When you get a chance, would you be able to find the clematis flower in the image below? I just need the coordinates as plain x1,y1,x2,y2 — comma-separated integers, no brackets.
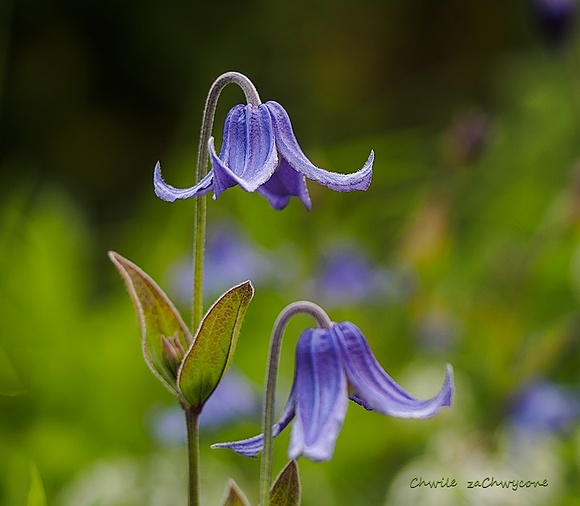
212,321,454,462
154,101,374,210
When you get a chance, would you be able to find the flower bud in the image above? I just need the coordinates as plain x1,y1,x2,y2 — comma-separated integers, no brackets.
161,334,186,378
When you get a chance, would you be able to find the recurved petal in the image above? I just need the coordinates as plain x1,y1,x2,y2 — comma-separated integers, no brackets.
153,162,214,202
257,158,312,210
210,104,278,196
335,322,454,418
265,100,373,192
210,383,297,458
289,328,349,462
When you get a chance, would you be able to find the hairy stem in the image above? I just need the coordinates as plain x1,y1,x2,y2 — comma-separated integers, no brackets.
185,407,201,506
259,301,332,505
191,71,262,332
188,72,262,506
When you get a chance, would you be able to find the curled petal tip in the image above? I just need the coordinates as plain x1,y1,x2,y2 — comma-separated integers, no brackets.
210,436,263,458
153,162,177,202
315,150,374,193
358,150,374,191
153,161,215,202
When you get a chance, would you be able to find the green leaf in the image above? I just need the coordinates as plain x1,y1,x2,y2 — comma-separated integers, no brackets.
0,347,25,396
26,463,47,506
221,479,250,506
108,251,193,398
178,280,254,409
270,460,300,506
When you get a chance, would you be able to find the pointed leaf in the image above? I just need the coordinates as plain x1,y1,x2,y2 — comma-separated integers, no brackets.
221,479,251,506
108,251,193,397
270,460,300,506
27,463,47,506
178,281,254,409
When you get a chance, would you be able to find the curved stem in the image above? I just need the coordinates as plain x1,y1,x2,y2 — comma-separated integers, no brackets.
191,71,262,332
187,71,262,506
195,72,261,185
258,301,332,505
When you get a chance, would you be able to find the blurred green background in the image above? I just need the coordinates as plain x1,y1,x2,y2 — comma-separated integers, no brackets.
2,0,580,504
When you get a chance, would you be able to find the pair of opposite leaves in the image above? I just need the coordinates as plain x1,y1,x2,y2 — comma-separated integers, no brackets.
109,251,253,411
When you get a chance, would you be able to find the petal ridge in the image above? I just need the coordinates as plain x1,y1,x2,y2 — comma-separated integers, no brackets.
336,322,453,418
289,328,349,462
210,105,278,195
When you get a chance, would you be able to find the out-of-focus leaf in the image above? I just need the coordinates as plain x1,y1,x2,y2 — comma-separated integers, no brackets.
270,460,300,506
178,281,253,409
108,251,193,398
26,464,46,506
221,479,251,506
0,347,25,396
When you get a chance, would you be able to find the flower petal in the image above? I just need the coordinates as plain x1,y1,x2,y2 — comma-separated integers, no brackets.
289,328,349,462
335,322,453,418
265,101,373,192
209,105,246,197
257,158,312,210
153,162,214,202
210,383,297,458
210,104,279,196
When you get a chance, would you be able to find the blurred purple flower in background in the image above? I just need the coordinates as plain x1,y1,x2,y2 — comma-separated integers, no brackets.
203,224,272,292
307,245,416,307
213,322,453,462
154,101,374,210
508,380,580,436
151,369,260,443
533,0,577,46
168,222,296,301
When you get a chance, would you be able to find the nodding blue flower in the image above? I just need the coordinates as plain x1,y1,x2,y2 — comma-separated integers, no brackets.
154,101,374,210
212,322,454,462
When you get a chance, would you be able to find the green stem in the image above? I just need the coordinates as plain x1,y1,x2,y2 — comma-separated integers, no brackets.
191,71,261,332
187,71,262,506
258,301,333,506
185,407,201,506
192,193,207,332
